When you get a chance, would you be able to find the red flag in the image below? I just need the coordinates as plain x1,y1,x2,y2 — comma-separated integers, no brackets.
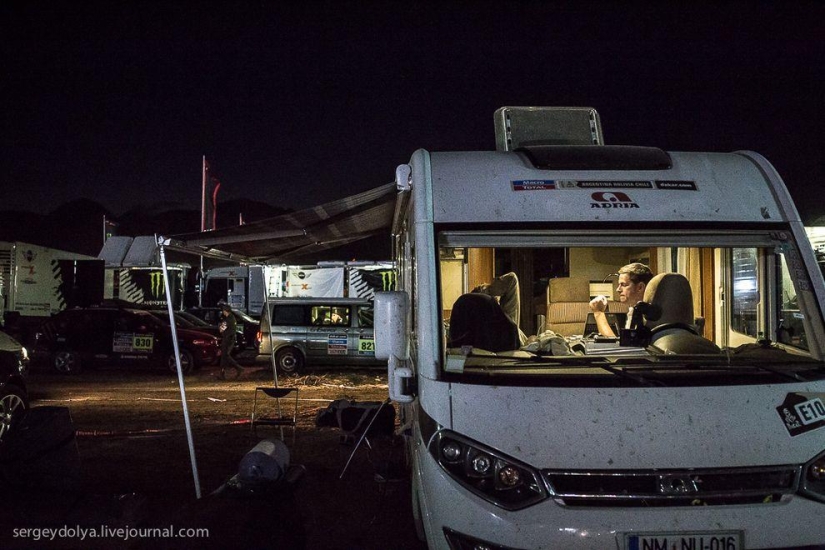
202,158,221,231
205,176,221,231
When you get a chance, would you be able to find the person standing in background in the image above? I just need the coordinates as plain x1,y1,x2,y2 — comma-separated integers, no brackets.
218,302,243,380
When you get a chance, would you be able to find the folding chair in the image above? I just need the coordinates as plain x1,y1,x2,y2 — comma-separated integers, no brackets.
250,387,299,444
339,398,393,479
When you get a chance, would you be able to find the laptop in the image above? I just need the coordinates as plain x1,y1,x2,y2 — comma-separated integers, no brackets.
583,312,627,337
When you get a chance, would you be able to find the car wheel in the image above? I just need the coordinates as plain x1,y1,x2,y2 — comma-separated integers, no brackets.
0,385,28,444
275,347,305,377
167,350,195,374
53,350,81,375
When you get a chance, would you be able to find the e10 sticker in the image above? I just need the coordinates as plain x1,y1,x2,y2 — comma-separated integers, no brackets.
776,393,825,436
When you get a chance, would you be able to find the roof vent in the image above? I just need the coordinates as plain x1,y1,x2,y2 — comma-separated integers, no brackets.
494,107,604,151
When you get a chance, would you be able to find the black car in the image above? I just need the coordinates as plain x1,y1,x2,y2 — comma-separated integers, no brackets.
35,306,221,375
0,330,29,444
186,306,260,359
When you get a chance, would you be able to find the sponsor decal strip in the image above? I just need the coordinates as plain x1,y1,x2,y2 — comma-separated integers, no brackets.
510,179,697,191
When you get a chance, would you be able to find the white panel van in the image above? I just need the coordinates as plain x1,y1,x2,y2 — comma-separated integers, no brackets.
257,297,382,375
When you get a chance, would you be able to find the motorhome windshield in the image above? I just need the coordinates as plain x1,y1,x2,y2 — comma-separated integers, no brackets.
437,229,825,383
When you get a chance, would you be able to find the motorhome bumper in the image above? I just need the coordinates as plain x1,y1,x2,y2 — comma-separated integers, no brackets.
417,448,825,550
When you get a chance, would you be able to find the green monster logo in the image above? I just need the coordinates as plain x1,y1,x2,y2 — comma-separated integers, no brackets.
150,271,165,298
380,270,396,291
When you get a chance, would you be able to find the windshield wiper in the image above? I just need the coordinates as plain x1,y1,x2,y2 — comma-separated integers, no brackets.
598,364,664,387
612,353,810,382
726,361,806,381
461,354,664,386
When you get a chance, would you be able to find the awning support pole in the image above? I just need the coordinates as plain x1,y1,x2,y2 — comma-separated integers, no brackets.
159,236,202,499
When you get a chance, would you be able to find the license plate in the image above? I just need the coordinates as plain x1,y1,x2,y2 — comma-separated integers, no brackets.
624,531,742,550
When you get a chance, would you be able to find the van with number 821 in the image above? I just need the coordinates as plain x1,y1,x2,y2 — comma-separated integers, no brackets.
257,297,382,376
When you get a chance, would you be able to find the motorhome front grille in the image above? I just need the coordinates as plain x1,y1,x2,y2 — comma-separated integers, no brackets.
542,465,800,507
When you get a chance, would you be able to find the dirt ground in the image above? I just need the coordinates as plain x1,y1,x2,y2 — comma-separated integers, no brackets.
0,361,428,550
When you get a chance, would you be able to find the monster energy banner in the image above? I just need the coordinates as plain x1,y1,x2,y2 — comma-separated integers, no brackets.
348,268,396,299
118,268,183,308
286,267,345,297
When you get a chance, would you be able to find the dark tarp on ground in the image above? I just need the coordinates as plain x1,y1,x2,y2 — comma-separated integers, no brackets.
166,183,396,264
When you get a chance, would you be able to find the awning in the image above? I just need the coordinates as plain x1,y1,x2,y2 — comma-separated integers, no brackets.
165,183,397,264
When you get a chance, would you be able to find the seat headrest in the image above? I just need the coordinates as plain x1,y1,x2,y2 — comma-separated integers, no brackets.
448,293,519,352
643,273,694,329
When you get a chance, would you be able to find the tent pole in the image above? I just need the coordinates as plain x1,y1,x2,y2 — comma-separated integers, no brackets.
159,236,202,499
263,268,279,388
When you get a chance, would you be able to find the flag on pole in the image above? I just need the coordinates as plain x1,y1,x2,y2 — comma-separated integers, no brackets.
103,215,119,243
202,158,221,231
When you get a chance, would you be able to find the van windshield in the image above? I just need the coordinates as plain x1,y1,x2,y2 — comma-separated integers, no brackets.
436,229,825,383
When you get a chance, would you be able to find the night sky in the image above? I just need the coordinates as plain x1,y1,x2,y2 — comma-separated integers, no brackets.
4,1,825,223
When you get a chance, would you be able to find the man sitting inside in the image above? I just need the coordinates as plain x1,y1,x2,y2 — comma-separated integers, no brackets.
588,262,654,338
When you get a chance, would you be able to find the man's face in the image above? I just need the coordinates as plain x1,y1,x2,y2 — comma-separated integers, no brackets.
616,273,646,306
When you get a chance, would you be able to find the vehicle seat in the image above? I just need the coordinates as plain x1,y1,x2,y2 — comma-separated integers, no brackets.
448,293,520,352
643,273,720,354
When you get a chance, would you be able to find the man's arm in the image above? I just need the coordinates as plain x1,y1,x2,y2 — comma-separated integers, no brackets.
589,296,616,337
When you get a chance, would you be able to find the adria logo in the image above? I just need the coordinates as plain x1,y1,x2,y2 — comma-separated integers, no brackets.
590,191,639,209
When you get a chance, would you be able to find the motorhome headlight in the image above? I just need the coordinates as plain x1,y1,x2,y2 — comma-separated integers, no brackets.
431,430,547,510
801,450,825,502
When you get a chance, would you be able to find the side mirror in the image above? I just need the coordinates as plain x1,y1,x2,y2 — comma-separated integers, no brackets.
375,291,409,361
375,291,414,403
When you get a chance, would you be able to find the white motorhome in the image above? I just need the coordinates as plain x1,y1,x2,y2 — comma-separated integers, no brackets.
375,108,825,549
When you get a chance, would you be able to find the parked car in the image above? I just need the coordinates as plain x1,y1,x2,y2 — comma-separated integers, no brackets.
186,306,260,358
35,306,221,375
147,310,256,360
0,330,29,444
256,297,381,376
147,310,223,340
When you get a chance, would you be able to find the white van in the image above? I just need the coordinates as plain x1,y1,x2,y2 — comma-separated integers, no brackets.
257,297,382,375
375,108,825,549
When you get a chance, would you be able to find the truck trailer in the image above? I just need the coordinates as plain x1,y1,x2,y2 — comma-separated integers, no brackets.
0,241,103,343
203,262,395,316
